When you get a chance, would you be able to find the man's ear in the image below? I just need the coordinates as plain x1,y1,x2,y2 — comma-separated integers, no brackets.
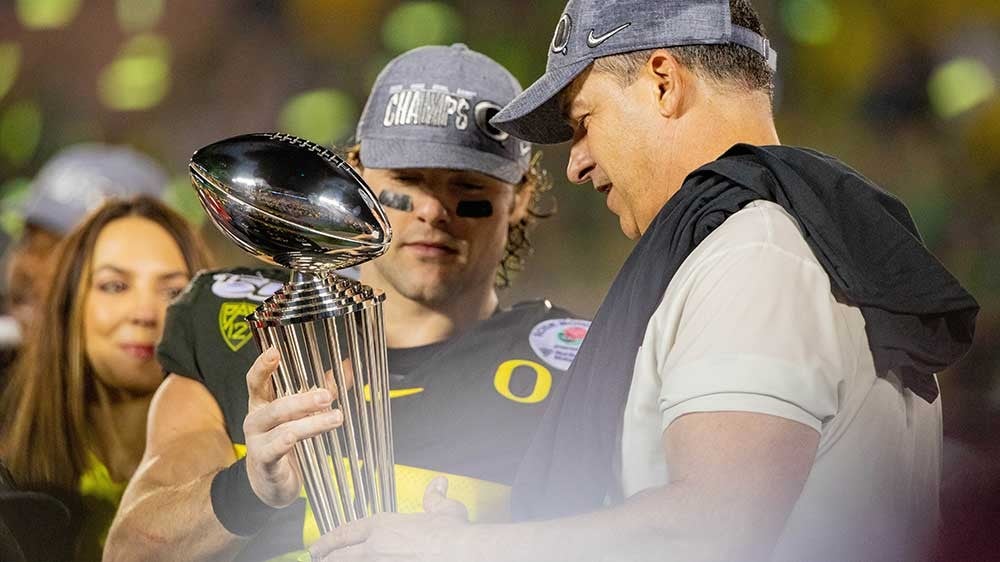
645,49,687,119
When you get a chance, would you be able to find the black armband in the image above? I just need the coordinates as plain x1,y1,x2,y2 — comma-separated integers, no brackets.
209,458,278,536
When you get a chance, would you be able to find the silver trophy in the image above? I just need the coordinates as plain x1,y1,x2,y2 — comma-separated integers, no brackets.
189,132,395,533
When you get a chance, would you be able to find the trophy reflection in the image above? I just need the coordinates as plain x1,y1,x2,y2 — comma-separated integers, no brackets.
190,132,395,532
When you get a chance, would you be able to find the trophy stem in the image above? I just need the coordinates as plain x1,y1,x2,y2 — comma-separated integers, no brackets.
324,316,366,522
362,306,390,513
302,321,355,523
278,323,344,530
345,313,380,514
247,275,393,534
374,305,397,512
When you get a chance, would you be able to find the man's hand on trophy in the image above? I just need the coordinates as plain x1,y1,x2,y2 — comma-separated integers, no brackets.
243,347,344,508
309,476,470,562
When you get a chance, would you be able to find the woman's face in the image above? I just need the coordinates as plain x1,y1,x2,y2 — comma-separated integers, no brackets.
83,216,190,396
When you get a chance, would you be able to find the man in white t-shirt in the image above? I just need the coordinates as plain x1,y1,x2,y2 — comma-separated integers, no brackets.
619,199,942,560
309,1,978,560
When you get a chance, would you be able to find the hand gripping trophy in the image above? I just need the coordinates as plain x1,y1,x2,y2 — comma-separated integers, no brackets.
189,132,395,533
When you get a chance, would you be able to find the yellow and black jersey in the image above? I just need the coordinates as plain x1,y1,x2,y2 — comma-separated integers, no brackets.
158,267,589,561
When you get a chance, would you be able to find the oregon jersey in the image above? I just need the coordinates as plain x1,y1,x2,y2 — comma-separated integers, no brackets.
157,267,589,561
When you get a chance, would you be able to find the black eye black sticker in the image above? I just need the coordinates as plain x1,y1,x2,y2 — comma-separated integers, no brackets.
456,200,494,218
378,190,413,212
380,190,492,218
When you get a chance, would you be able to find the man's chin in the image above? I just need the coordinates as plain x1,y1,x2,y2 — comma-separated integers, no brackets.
402,284,455,306
619,216,641,240
394,272,460,304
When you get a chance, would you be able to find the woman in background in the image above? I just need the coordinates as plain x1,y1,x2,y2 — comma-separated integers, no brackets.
0,195,211,560
0,143,169,385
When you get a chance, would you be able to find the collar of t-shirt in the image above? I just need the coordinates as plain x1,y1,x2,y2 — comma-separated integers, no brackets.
386,340,450,382
384,305,502,381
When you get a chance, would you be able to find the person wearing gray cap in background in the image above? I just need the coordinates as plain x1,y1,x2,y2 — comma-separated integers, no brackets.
105,44,589,562
21,144,168,236
310,1,978,561
1,143,167,355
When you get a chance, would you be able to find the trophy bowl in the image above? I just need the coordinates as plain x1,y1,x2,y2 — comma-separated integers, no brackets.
189,132,391,272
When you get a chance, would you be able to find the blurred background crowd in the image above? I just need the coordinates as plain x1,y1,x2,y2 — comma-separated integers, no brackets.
0,0,997,557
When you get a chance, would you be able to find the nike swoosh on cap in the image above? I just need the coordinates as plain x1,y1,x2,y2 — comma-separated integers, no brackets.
587,23,631,48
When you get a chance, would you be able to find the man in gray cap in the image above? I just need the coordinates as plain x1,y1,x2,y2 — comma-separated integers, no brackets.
2,144,168,340
310,1,977,561
106,44,588,562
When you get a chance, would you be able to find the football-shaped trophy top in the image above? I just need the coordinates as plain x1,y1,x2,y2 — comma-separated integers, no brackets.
190,133,391,272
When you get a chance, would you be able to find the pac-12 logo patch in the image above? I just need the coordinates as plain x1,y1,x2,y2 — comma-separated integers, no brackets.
529,318,590,371
219,301,257,352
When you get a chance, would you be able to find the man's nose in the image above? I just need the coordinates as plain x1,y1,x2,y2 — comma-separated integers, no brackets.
566,137,596,185
412,190,450,226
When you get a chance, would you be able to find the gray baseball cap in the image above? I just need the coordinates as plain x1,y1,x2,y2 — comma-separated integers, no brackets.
356,44,532,184
23,143,168,234
492,0,778,144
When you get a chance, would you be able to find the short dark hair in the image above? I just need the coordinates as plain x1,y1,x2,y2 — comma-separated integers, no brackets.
593,0,774,97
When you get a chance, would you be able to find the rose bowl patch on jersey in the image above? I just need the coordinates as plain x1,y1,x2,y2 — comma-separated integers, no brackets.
529,318,590,371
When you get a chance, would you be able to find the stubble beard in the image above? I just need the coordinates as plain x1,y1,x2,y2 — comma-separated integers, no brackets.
372,256,464,307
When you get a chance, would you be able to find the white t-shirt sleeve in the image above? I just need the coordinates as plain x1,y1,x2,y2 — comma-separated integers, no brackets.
658,241,852,433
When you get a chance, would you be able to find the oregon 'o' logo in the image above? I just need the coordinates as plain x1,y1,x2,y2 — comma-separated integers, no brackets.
551,13,571,55
494,360,552,404
474,101,509,143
